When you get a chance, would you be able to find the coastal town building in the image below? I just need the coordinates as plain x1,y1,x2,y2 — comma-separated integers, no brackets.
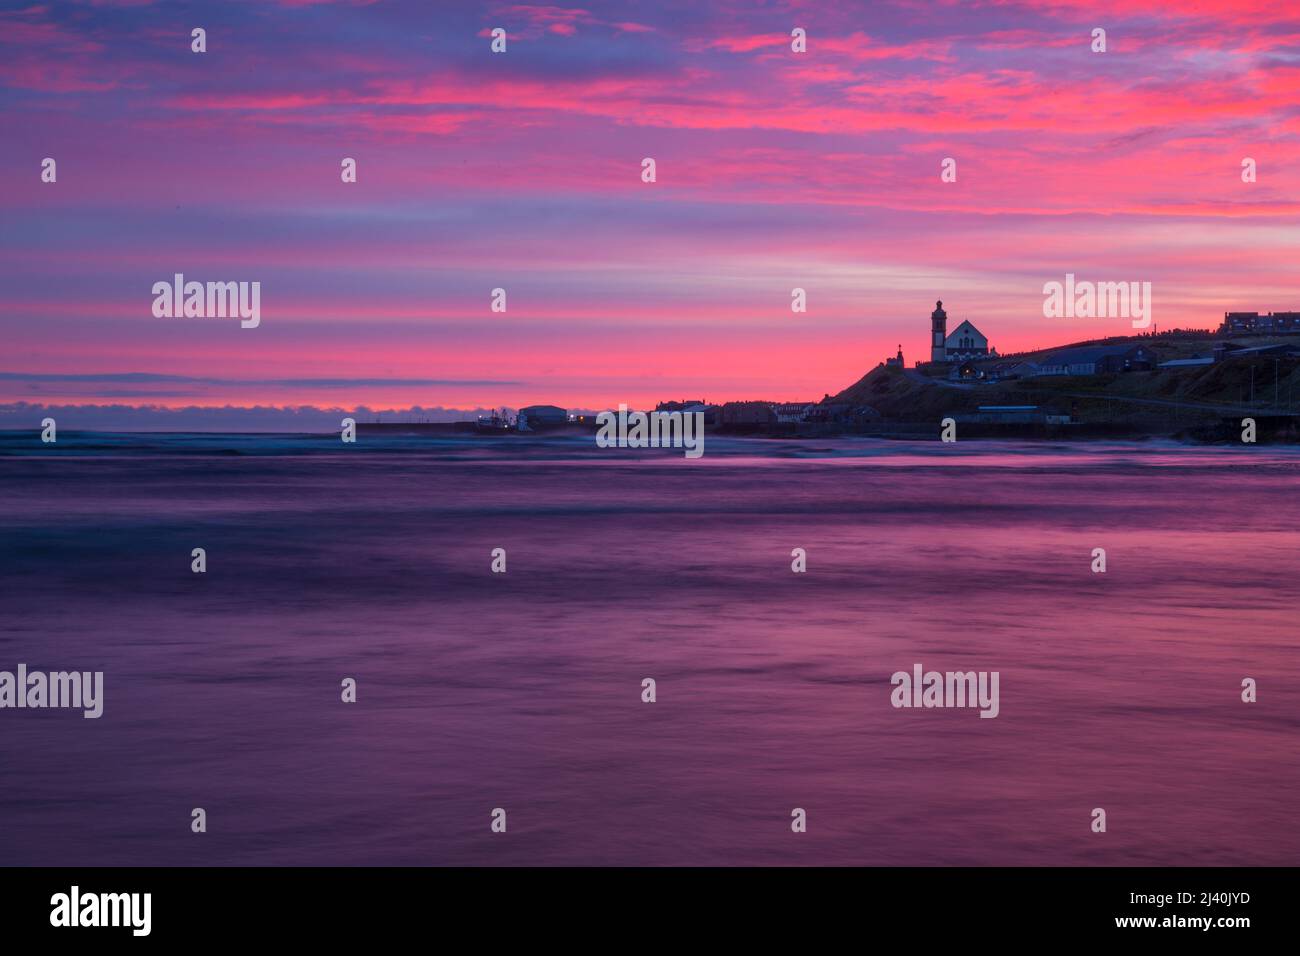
655,399,716,424
987,360,1041,381
1036,344,1155,376
774,403,814,423
803,403,879,424
1220,311,1300,334
929,300,995,362
930,300,948,361
720,401,777,426
517,405,567,430
945,320,992,360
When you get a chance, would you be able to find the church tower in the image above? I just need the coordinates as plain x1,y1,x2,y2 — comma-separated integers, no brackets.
930,299,948,362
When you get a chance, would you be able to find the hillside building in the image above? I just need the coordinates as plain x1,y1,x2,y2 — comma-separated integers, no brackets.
929,300,995,362
1219,311,1300,334
1036,344,1156,376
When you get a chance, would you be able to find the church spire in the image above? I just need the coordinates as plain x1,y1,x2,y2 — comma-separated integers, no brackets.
930,299,948,363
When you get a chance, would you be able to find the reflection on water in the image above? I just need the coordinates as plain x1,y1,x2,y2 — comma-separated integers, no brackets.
0,434,1297,865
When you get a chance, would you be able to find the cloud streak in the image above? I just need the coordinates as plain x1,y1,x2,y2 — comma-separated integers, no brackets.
3,0,1299,413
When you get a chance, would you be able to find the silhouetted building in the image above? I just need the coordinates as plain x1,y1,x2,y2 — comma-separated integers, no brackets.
1220,311,1300,334
929,299,993,362
988,360,1039,380
517,405,567,430
1038,344,1155,375
945,320,992,360
773,403,813,423
720,401,776,425
655,399,715,424
930,300,948,362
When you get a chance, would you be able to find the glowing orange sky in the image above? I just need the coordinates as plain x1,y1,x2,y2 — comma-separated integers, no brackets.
3,0,1299,418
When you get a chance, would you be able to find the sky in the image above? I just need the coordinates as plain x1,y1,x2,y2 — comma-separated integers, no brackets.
3,0,1300,425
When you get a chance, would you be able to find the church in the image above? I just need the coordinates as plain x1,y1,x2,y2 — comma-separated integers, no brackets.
929,300,994,362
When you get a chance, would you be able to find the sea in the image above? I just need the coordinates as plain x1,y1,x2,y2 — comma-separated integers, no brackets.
1,431,1297,865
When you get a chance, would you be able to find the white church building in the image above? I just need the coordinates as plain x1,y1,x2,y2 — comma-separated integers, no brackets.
929,300,995,362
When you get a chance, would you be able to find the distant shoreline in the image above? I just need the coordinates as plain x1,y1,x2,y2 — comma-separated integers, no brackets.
2,419,1296,444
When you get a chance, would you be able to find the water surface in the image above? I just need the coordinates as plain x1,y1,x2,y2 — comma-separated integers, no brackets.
1,433,1296,865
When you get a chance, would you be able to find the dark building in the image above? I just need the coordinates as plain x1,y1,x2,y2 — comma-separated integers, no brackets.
1220,311,1300,334
928,299,993,362
988,360,1037,380
655,399,715,424
1038,344,1155,375
806,403,859,424
719,401,777,425
517,405,567,430
930,300,948,363
1096,345,1156,373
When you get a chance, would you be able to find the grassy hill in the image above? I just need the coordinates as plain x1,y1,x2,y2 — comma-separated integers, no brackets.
831,335,1300,426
